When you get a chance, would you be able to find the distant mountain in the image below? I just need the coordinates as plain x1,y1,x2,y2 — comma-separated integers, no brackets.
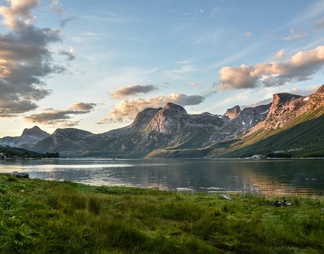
0,126,50,150
208,85,324,158
3,85,323,158
31,100,271,157
32,128,94,157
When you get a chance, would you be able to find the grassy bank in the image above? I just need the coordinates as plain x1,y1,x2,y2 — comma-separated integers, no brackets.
0,175,323,253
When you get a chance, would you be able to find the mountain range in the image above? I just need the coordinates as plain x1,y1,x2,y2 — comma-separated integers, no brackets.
1,85,323,158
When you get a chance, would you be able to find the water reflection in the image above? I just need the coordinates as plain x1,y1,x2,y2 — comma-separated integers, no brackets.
0,158,323,195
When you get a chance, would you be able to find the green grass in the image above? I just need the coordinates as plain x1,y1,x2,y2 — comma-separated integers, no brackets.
0,175,323,253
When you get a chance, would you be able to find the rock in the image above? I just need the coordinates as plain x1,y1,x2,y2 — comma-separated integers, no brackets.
11,172,29,178
221,194,232,200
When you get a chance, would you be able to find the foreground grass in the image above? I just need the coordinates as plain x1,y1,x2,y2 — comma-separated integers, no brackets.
0,175,323,253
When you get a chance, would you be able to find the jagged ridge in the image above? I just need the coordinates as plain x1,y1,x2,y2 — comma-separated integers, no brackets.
2,85,323,158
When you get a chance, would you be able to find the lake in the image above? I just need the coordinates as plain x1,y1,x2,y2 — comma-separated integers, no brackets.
0,158,323,196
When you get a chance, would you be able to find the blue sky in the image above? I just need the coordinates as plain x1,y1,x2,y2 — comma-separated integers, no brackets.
1,0,324,137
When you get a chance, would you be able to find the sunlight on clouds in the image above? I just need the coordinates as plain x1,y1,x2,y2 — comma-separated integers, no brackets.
0,0,72,118
24,102,97,126
291,84,320,96
0,0,38,29
98,93,205,124
51,0,63,15
58,46,75,61
275,49,286,59
215,45,324,91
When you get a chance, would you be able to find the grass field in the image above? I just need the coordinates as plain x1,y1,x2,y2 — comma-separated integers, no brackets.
0,174,323,253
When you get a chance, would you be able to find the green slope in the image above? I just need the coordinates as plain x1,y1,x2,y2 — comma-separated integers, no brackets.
218,109,324,158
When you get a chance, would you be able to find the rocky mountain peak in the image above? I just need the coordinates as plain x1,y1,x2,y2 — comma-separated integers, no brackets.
268,93,302,118
272,93,301,107
163,102,188,114
315,84,324,94
264,87,323,130
130,108,162,128
21,126,50,138
0,126,51,150
146,103,188,134
225,105,241,120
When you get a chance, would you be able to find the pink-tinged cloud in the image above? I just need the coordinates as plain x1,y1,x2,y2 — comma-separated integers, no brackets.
24,102,97,126
215,45,324,91
97,93,205,124
0,0,39,29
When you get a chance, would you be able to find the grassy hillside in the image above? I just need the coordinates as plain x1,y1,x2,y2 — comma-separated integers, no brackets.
0,175,323,253
219,109,324,158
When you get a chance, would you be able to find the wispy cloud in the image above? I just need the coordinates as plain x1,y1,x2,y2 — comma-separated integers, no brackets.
291,84,320,96
274,49,287,60
98,93,205,124
110,85,159,99
316,17,324,29
214,45,324,91
25,102,97,126
58,47,75,61
245,32,252,37
165,61,198,80
51,0,63,16
60,16,76,28
282,28,307,40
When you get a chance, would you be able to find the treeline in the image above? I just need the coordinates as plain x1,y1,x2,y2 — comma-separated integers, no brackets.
0,146,59,160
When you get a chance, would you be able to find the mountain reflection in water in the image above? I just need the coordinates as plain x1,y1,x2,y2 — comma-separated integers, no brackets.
0,158,323,195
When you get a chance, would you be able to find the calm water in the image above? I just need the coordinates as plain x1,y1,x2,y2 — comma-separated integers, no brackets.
0,158,323,195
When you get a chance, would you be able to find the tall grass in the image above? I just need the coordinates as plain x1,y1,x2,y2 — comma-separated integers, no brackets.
0,175,323,253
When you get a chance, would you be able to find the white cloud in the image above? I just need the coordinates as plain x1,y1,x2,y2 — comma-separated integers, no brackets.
215,45,324,91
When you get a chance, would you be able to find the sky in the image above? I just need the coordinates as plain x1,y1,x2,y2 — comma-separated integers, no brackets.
1,0,324,137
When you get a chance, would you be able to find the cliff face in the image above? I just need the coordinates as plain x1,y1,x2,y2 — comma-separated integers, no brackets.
146,103,188,134
264,85,324,129
225,105,241,121
229,104,272,127
130,107,162,129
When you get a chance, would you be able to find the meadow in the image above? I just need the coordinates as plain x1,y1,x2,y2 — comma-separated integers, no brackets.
0,174,323,253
